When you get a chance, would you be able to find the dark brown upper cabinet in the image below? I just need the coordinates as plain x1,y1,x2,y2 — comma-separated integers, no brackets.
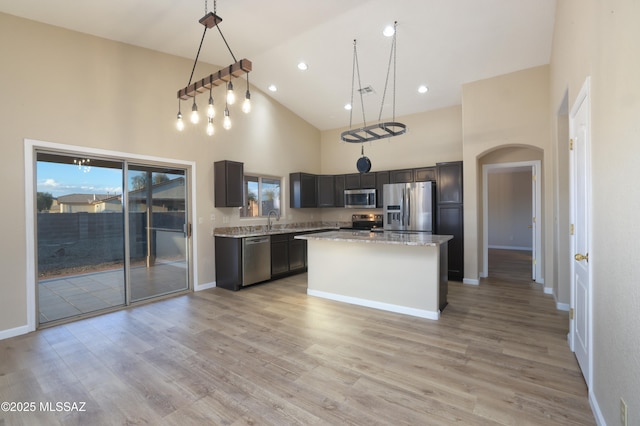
214,160,244,207
389,169,414,183
290,172,317,208
436,161,463,204
360,173,376,189
414,167,436,182
345,173,361,189
334,175,345,207
317,175,335,208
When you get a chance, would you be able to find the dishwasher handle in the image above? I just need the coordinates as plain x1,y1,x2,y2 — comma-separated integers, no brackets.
245,236,270,244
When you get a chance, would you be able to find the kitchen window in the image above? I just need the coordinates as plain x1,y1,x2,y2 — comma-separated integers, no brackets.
241,175,281,217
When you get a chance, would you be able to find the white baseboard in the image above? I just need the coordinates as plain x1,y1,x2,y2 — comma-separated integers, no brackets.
0,324,31,341
544,286,553,295
479,272,488,278
556,302,570,311
463,278,480,285
195,281,216,291
307,289,440,320
589,391,605,426
488,245,532,251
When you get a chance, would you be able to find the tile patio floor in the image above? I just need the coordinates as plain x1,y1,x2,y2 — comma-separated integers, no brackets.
38,261,187,324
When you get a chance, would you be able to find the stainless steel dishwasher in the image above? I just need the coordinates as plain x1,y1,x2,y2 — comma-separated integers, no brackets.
242,236,271,286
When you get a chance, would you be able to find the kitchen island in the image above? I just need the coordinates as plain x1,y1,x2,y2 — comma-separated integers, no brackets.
295,230,453,320
296,230,453,320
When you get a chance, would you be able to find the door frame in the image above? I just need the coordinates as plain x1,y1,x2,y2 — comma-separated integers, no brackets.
568,77,593,389
24,138,198,332
482,160,542,283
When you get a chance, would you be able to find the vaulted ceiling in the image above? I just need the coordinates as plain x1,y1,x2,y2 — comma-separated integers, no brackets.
0,0,557,130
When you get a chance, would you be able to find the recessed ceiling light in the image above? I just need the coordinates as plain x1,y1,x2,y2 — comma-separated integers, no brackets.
268,84,277,92
418,85,429,94
344,103,352,110
383,25,395,37
297,62,308,71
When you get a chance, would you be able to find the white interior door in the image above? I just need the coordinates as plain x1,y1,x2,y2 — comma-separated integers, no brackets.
569,78,592,388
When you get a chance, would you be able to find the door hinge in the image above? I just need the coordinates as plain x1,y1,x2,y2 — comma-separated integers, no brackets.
533,216,536,224
532,174,537,181
569,138,574,150
185,223,192,237
570,308,574,320
570,224,575,235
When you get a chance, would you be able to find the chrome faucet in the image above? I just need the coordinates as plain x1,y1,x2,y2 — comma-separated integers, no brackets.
267,209,280,231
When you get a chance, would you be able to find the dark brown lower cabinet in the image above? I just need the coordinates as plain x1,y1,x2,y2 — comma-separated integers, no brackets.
270,234,289,276
436,204,464,281
215,230,320,291
214,237,242,290
272,232,309,278
289,234,307,272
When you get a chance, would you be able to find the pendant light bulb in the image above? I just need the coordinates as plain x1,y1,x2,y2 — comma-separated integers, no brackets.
206,117,215,136
190,98,199,124
223,107,232,130
226,81,236,105
176,111,185,131
242,90,251,114
207,95,215,119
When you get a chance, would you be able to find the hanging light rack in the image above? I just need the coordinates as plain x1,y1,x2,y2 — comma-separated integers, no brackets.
341,21,407,143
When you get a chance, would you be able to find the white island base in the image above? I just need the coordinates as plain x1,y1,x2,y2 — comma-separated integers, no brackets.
297,231,452,320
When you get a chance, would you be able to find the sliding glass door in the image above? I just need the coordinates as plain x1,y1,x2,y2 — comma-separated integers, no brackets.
36,152,190,325
127,165,189,302
36,153,126,324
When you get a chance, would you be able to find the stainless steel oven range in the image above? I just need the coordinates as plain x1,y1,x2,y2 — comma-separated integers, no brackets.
340,214,383,231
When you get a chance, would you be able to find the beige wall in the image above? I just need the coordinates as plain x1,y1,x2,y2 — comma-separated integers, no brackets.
550,0,640,423
0,13,321,332
461,66,552,287
487,171,533,249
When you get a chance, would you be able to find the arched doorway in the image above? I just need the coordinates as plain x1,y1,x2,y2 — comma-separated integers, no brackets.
478,146,544,284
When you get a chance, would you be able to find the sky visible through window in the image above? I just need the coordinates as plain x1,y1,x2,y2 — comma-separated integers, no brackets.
37,161,123,198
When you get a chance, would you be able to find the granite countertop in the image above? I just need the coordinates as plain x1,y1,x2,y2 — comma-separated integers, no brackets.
295,230,453,247
213,222,345,238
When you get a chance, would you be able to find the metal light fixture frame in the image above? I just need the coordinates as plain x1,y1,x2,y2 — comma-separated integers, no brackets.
176,2,251,132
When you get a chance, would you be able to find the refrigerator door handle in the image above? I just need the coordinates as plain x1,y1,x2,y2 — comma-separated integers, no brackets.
402,187,407,227
406,188,411,227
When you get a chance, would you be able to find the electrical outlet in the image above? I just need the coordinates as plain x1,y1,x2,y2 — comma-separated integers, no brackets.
620,398,627,426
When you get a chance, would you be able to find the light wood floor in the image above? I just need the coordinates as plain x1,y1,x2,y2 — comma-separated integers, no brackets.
0,250,594,425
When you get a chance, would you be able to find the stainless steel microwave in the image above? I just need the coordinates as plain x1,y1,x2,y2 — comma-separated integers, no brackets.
344,189,377,209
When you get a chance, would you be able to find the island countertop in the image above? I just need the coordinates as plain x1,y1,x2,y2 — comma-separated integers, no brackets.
213,224,342,238
295,230,453,247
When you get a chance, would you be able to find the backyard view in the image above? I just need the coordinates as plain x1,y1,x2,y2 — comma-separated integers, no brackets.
36,153,188,324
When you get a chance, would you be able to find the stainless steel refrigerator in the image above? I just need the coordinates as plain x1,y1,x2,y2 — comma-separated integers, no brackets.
383,182,435,232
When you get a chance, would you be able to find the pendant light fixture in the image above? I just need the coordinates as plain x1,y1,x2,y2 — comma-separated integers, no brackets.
175,0,252,136
207,86,215,119
341,21,407,147
176,100,185,131
242,73,252,114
